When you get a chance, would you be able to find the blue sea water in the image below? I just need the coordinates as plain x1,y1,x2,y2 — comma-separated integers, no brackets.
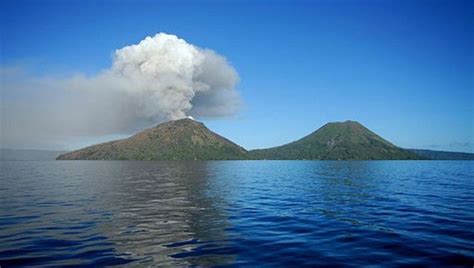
0,161,473,267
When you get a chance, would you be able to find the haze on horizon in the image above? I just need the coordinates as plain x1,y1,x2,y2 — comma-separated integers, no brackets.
0,0,473,153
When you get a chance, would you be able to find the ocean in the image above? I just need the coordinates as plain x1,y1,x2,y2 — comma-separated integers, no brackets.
1,160,473,266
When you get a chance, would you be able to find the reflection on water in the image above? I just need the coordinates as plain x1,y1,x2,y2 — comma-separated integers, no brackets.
0,161,473,266
97,162,235,266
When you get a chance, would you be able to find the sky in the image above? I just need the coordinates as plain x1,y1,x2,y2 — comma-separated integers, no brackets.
1,0,473,152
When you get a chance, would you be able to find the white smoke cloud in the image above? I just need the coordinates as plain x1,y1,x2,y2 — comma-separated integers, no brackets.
0,33,240,149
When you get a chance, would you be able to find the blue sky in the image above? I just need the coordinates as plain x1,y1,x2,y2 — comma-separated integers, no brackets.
1,0,473,152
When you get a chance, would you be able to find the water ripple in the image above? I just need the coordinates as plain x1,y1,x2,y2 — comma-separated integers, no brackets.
0,160,473,266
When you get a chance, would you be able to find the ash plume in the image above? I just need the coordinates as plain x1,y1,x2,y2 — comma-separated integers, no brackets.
0,33,241,149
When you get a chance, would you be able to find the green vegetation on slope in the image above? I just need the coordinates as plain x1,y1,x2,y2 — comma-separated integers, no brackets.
249,121,422,160
57,119,437,161
57,119,248,160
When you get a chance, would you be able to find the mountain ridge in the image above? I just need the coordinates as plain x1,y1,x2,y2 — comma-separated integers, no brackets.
249,120,421,160
57,118,248,160
408,149,474,160
56,119,471,161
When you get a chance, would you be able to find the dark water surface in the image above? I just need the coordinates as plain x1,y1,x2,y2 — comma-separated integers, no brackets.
0,161,473,267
